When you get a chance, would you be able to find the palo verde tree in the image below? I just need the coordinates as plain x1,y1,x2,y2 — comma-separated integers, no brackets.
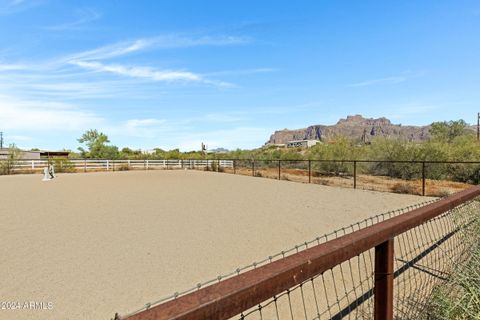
429,120,469,143
77,129,119,159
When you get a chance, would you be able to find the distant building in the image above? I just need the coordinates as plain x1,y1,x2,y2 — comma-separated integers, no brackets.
286,140,320,148
206,147,229,154
0,148,70,160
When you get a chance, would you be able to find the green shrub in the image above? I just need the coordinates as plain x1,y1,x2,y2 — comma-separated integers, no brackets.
53,157,76,173
0,144,21,175
425,218,480,319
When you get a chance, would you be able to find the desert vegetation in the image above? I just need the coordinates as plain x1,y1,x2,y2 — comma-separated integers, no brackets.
0,144,21,175
423,210,480,319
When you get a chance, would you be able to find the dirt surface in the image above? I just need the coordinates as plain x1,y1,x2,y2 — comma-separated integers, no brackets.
0,170,434,320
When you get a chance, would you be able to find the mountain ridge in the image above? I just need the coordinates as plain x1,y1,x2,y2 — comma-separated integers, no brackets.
266,115,468,145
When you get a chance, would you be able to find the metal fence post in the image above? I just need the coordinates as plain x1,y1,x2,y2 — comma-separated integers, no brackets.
354,161,357,189
278,160,281,180
374,238,394,320
308,160,311,183
233,160,236,174
422,162,426,196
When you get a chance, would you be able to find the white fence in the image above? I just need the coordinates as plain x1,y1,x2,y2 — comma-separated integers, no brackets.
2,159,234,173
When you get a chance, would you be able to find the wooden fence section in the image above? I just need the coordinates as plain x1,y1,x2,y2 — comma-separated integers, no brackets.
6,159,234,173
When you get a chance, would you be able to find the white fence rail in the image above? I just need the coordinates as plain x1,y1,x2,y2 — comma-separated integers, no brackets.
2,159,233,173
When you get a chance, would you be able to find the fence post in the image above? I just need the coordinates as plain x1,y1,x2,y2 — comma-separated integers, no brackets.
252,160,255,176
422,162,426,196
107,160,110,171
84,159,87,173
233,160,236,174
278,160,281,180
374,238,394,320
32,160,34,170
354,161,357,189
308,160,311,183
113,159,115,172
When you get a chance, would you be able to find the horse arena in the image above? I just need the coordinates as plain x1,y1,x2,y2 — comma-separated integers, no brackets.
1,170,434,319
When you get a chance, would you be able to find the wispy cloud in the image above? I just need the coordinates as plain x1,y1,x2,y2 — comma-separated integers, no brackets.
204,68,275,77
0,94,102,130
66,34,250,62
383,104,440,121
349,76,408,87
59,34,247,86
349,71,425,87
177,127,272,151
71,60,203,82
0,0,43,15
0,63,27,71
44,8,101,31
123,118,167,138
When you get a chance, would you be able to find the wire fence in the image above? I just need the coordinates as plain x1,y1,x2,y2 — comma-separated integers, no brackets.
235,198,479,320
229,159,480,197
1,158,478,197
115,187,480,320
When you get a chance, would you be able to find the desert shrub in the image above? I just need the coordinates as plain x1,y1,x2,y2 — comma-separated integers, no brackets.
424,218,480,319
0,144,21,175
255,171,263,177
311,170,323,177
446,163,480,184
53,157,76,173
309,137,361,176
367,138,423,179
391,182,418,195
116,165,130,171
209,161,218,171
430,188,453,198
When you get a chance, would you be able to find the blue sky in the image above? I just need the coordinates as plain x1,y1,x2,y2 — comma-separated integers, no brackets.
0,1,479,151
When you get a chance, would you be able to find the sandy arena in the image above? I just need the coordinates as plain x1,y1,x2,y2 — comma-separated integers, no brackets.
0,170,434,320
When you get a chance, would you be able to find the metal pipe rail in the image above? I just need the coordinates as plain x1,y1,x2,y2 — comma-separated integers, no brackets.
117,186,480,320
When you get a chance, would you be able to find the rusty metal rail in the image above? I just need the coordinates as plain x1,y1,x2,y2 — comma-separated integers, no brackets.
116,186,480,320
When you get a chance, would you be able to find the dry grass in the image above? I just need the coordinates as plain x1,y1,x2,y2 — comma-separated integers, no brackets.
224,167,471,196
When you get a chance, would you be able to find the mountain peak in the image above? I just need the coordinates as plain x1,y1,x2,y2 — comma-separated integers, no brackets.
266,115,429,145
337,115,392,126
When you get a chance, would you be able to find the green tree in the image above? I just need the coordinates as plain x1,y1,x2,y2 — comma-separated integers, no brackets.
0,144,22,175
77,129,119,159
430,120,468,143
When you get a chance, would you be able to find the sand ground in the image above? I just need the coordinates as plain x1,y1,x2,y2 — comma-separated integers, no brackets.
0,170,433,320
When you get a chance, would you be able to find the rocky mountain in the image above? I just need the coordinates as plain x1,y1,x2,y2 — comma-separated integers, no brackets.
266,115,434,145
